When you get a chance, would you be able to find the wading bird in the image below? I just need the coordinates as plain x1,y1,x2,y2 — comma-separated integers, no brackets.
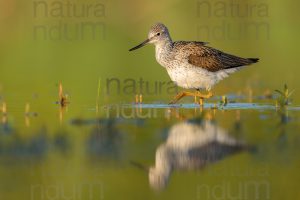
129,23,259,104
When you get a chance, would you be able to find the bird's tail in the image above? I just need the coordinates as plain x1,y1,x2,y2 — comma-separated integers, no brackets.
247,58,259,63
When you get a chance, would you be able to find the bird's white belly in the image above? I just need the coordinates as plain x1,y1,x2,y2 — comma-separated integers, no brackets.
165,64,214,90
166,63,239,90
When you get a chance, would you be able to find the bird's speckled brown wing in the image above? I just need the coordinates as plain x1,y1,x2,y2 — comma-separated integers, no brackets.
173,42,259,72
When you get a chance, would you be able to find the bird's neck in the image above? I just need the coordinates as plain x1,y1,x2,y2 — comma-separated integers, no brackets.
155,37,173,52
155,38,173,67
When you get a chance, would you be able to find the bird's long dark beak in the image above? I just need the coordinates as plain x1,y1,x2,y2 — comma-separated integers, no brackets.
129,38,150,51
129,160,149,172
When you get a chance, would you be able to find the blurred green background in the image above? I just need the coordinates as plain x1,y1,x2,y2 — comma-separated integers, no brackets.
0,0,299,104
0,0,300,200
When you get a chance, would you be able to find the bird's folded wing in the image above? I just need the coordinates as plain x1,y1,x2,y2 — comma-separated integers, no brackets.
174,42,257,72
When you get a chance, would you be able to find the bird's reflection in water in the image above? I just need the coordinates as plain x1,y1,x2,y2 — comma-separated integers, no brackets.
149,116,247,190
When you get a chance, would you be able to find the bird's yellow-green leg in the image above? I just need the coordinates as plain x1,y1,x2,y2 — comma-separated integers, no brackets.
197,90,213,105
196,90,213,99
169,90,213,104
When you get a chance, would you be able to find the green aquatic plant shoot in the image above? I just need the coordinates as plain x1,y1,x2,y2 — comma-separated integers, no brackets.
219,95,228,107
58,82,69,107
275,84,294,107
1,102,7,115
96,78,101,113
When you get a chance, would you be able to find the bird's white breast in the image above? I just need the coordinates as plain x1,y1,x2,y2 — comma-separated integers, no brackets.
155,45,168,68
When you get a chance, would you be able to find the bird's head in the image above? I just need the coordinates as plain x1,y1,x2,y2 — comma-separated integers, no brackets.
148,166,169,191
129,23,171,51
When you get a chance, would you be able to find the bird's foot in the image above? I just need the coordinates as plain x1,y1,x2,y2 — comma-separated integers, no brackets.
195,91,213,105
169,91,213,104
195,91,213,99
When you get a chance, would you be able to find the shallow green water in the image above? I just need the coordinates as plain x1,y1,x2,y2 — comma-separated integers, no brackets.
0,97,300,200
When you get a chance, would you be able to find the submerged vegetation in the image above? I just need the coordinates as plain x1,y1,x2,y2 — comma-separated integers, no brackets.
57,82,69,107
135,94,143,104
1,102,7,116
219,95,228,107
0,81,298,126
96,78,101,114
275,84,294,108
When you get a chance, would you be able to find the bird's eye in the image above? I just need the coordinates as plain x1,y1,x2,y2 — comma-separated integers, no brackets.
156,33,160,36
